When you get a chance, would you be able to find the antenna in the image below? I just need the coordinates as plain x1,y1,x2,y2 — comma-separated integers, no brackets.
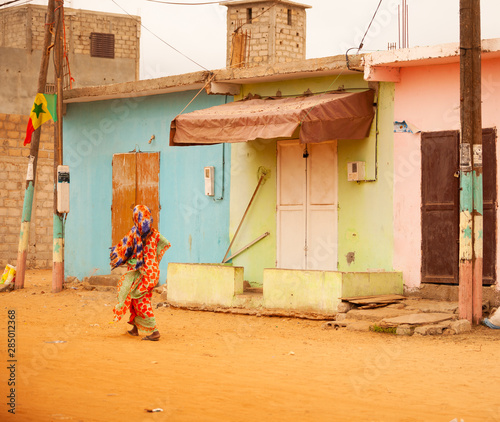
398,0,409,48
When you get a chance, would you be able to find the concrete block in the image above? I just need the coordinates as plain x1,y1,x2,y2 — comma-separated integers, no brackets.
167,263,244,308
450,319,472,334
414,324,449,336
263,268,342,314
337,302,354,313
341,271,403,298
396,324,414,336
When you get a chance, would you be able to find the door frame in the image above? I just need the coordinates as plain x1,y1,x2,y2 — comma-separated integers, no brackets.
276,139,338,270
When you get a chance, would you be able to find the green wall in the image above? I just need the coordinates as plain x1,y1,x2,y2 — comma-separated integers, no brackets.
230,76,394,285
337,82,394,272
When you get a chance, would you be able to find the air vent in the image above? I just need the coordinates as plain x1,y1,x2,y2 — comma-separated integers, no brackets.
90,32,115,59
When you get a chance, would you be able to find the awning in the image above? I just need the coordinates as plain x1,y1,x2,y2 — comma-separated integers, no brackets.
170,89,375,146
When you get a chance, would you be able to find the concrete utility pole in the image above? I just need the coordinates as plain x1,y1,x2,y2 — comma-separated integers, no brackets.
15,0,55,290
459,0,482,324
52,0,65,293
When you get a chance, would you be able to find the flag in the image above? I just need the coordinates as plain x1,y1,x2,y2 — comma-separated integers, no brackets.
24,93,57,146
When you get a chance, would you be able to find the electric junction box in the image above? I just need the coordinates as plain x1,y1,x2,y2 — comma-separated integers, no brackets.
204,166,214,196
57,165,70,213
347,161,365,182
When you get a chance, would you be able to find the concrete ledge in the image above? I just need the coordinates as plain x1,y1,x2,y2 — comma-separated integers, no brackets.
167,263,244,308
341,271,404,298
263,269,403,314
85,275,121,287
263,269,343,314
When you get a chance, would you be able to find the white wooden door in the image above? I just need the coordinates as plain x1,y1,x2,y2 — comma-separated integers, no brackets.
277,140,338,270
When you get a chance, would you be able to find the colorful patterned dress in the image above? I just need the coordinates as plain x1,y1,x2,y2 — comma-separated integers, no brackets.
110,205,171,333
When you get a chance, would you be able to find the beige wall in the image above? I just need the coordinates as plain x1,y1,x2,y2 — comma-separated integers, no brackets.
0,5,141,114
0,5,140,269
225,2,306,67
0,113,54,269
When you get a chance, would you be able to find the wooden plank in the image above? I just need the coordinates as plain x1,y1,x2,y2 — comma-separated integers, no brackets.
112,153,136,245
358,303,397,309
136,152,160,231
340,294,405,303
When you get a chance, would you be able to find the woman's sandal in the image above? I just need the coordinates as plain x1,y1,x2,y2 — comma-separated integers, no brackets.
142,333,160,341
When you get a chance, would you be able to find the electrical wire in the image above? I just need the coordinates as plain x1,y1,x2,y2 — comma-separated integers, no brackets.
344,0,383,72
357,0,383,53
110,0,210,71
147,0,238,5
0,0,27,7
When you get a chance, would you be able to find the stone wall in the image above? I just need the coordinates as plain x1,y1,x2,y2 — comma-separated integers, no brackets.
0,113,54,269
0,5,140,61
225,2,307,67
0,7,27,49
274,5,306,64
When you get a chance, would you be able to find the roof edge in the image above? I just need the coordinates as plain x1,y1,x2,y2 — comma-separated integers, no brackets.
365,38,500,69
220,0,311,9
64,70,210,104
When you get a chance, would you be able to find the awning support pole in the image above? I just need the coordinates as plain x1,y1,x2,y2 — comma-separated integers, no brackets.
222,173,266,263
223,232,270,263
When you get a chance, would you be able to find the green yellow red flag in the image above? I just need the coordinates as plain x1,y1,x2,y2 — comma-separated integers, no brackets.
24,93,57,146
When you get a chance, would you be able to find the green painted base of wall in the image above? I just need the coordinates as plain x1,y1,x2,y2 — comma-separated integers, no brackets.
167,263,244,307
263,269,342,313
167,264,403,314
263,269,403,314
341,272,403,298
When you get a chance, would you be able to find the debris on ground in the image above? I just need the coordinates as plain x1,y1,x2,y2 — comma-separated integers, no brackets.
483,307,500,329
333,294,478,336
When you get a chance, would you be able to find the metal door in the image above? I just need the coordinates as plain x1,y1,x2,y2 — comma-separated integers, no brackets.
421,130,496,285
111,152,160,245
277,140,338,270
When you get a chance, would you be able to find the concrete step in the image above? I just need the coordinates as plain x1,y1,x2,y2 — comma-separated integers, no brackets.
345,307,418,323
232,289,263,309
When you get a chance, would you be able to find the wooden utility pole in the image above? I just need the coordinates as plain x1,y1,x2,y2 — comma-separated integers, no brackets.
15,0,56,290
459,0,482,324
52,0,65,293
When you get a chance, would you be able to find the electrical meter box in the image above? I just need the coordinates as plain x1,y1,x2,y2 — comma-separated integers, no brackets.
204,166,214,196
57,165,70,213
347,161,365,182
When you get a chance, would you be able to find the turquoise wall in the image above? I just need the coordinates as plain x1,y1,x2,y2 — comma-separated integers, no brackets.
63,91,230,282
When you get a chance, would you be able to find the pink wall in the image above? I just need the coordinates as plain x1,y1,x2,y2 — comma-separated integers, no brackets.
393,58,500,289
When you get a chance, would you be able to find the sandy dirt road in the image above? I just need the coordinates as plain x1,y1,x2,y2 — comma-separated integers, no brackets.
1,269,500,422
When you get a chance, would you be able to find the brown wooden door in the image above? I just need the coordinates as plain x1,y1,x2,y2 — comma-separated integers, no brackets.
421,130,496,285
482,129,497,285
111,152,160,245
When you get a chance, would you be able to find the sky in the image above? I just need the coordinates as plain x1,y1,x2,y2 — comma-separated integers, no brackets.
8,0,500,79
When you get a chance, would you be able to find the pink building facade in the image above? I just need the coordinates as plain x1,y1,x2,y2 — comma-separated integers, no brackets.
365,39,500,294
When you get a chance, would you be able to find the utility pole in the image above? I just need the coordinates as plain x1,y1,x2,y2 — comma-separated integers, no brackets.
459,0,482,324
52,0,65,293
15,0,56,290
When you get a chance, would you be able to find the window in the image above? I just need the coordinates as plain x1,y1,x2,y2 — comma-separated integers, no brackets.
287,9,292,25
247,8,252,24
90,32,115,59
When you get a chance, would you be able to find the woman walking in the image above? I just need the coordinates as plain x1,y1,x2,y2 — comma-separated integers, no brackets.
110,205,171,341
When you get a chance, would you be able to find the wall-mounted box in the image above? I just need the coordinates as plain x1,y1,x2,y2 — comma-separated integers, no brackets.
347,161,365,182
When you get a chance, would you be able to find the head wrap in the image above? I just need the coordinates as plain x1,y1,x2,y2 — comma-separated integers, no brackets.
110,205,153,270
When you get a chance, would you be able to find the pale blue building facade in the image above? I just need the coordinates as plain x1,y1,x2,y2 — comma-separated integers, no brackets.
63,90,231,282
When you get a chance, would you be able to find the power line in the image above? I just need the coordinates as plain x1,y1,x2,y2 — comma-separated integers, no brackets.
0,0,27,8
110,0,210,72
357,0,383,53
146,0,238,5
